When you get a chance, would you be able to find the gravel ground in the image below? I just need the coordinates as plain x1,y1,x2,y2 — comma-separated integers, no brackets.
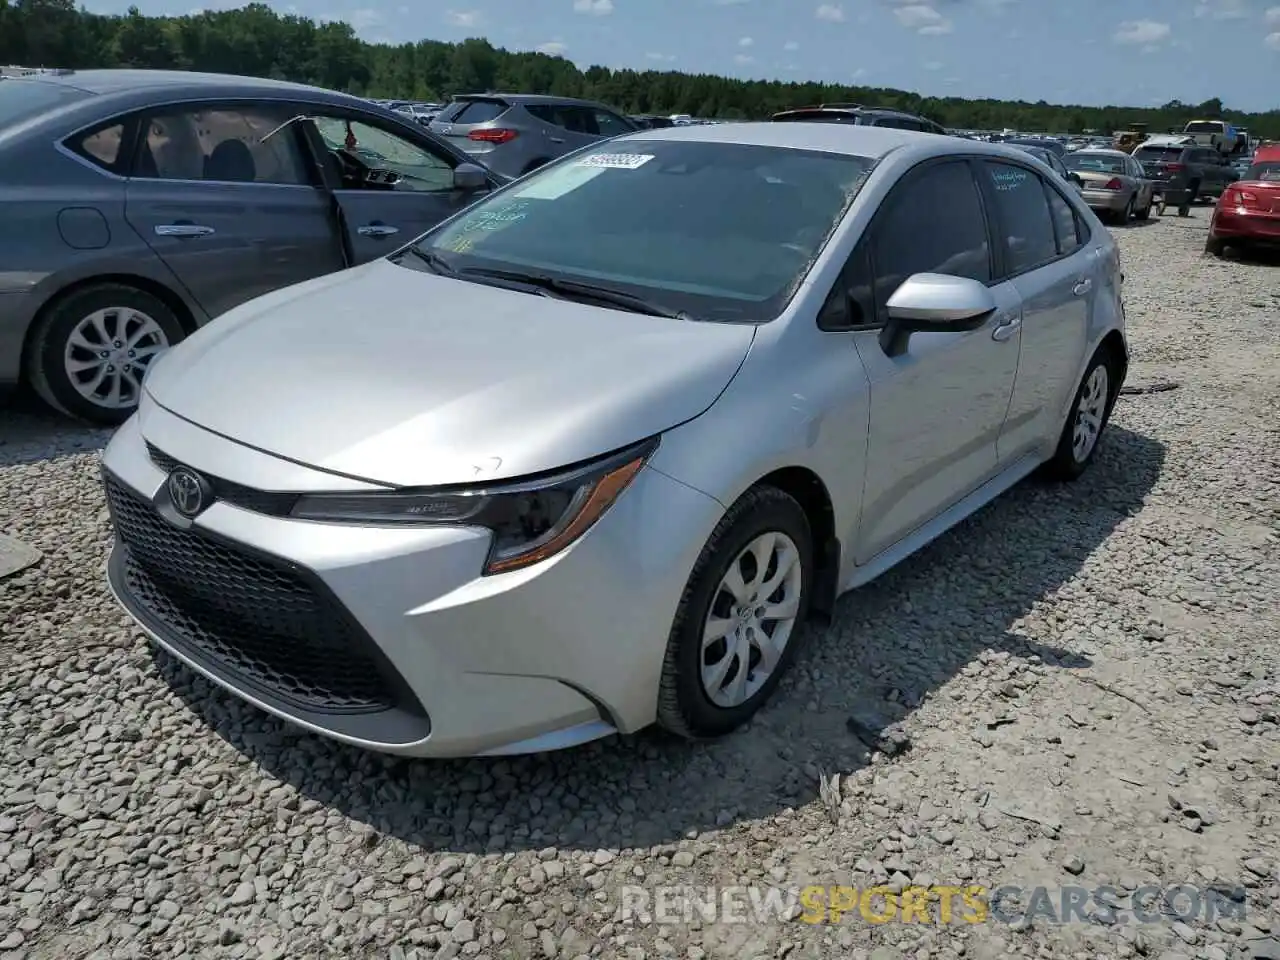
1,207,1278,960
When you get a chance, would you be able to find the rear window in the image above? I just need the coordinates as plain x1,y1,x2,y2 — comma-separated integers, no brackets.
0,78,92,130
444,99,508,124
1245,162,1280,182
1135,147,1185,162
771,111,863,124
1185,121,1223,134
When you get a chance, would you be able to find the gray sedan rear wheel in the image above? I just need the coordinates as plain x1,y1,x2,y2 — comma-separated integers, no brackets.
25,283,185,425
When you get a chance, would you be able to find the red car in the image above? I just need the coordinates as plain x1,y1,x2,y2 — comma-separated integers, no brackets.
1206,145,1280,256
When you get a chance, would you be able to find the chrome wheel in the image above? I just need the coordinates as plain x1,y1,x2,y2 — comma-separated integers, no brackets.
1072,364,1109,463
700,531,803,708
63,307,170,409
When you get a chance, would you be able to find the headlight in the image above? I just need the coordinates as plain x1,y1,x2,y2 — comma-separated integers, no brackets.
289,437,657,575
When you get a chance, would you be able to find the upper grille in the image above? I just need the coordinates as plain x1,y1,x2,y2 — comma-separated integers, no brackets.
145,442,299,517
105,473,398,714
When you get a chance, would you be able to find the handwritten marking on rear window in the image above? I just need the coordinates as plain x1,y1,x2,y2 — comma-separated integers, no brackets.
577,153,653,169
992,168,1029,192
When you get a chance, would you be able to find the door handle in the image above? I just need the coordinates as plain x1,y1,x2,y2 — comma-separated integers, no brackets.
991,315,1021,342
357,223,399,238
549,137,565,144
1073,277,1092,296
154,223,214,238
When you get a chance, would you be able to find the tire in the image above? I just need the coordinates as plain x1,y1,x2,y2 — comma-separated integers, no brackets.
1205,235,1227,257
1135,194,1152,220
657,485,814,740
24,283,185,425
1041,346,1119,482
1119,196,1135,223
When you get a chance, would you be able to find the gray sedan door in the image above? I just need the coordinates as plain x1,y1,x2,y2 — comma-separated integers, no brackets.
123,102,345,320
302,112,488,264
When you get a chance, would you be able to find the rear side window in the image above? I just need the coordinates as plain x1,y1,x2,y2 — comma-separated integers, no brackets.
135,105,310,184
67,121,128,174
980,161,1058,275
449,99,508,124
870,160,991,318
0,78,91,130
1044,183,1084,256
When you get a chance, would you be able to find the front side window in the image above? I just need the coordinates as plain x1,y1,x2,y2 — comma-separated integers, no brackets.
980,161,1058,275
312,115,455,192
870,160,990,318
136,105,309,184
413,140,876,323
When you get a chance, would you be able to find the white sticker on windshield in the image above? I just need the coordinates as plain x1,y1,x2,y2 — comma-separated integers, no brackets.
577,153,654,169
513,164,606,199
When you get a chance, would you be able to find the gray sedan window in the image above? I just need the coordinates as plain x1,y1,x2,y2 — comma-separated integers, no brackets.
137,106,310,184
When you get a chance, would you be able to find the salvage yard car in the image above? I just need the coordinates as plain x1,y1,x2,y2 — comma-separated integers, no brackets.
0,69,504,424
101,124,1129,758
1063,147,1155,223
1205,143,1280,257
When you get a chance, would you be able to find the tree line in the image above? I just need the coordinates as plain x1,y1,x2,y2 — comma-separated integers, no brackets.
3,0,1277,139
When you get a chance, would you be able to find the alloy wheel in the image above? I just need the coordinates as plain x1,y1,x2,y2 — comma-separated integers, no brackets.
63,307,170,410
1072,364,1109,463
700,531,804,708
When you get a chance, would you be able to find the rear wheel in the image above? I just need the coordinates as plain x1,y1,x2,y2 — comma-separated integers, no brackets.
1135,192,1152,220
25,283,185,425
1205,235,1227,257
657,486,813,739
1042,347,1118,482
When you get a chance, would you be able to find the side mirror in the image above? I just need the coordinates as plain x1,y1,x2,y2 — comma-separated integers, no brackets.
453,162,488,191
879,273,997,356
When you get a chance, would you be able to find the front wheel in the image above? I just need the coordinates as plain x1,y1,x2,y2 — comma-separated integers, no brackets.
1042,349,1117,481
25,283,185,425
657,486,813,739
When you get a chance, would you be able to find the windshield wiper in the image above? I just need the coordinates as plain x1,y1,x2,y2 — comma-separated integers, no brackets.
458,266,691,319
395,246,457,276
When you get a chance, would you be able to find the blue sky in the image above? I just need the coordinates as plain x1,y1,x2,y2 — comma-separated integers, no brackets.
87,0,1280,112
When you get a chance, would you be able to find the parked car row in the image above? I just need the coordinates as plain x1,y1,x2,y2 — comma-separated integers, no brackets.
78,89,1131,757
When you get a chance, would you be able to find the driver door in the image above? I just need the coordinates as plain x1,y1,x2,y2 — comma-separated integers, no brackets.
300,111,490,264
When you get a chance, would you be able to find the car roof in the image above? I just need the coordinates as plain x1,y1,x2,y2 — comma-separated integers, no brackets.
453,93,601,107
773,106,925,121
1073,148,1130,158
614,121,1033,163
24,68,334,97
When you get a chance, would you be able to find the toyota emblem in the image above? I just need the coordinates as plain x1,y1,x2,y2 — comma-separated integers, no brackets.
166,467,209,518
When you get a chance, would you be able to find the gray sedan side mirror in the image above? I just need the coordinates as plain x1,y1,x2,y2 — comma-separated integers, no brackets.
879,273,996,356
453,163,488,192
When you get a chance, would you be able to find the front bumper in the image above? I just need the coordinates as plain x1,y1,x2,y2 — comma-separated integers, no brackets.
101,406,724,757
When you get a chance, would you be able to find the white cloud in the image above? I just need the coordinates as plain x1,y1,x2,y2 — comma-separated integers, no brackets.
922,59,944,70
573,0,613,14
738,36,753,46
1267,30,1280,48
714,0,750,5
537,41,567,54
445,9,481,26
1112,19,1171,44
1266,6,1280,24
815,4,845,22
348,7,383,30
1194,0,1248,19
734,53,754,64
893,4,953,35
645,51,676,61
783,40,799,50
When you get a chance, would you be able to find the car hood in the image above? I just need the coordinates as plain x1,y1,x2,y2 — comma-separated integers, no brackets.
144,259,756,487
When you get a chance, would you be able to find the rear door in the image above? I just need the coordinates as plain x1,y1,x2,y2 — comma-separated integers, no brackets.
123,100,345,320
524,104,601,155
976,159,1092,462
301,109,491,264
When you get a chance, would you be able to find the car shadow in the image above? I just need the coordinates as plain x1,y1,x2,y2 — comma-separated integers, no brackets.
159,424,1164,853
1220,244,1280,266
0,392,111,468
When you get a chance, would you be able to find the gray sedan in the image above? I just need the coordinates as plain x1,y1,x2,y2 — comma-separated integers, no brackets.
101,124,1129,757
0,69,505,424
1063,148,1155,223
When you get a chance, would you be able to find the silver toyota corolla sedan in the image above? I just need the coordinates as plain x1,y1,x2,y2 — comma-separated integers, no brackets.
101,123,1129,758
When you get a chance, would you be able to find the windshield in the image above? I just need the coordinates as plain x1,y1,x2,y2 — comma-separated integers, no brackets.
1245,162,1280,182
1065,153,1126,174
1135,146,1185,162
410,139,876,323
1185,121,1223,134
0,78,92,131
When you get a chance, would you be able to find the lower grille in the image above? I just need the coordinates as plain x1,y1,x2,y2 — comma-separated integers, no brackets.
105,473,396,714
